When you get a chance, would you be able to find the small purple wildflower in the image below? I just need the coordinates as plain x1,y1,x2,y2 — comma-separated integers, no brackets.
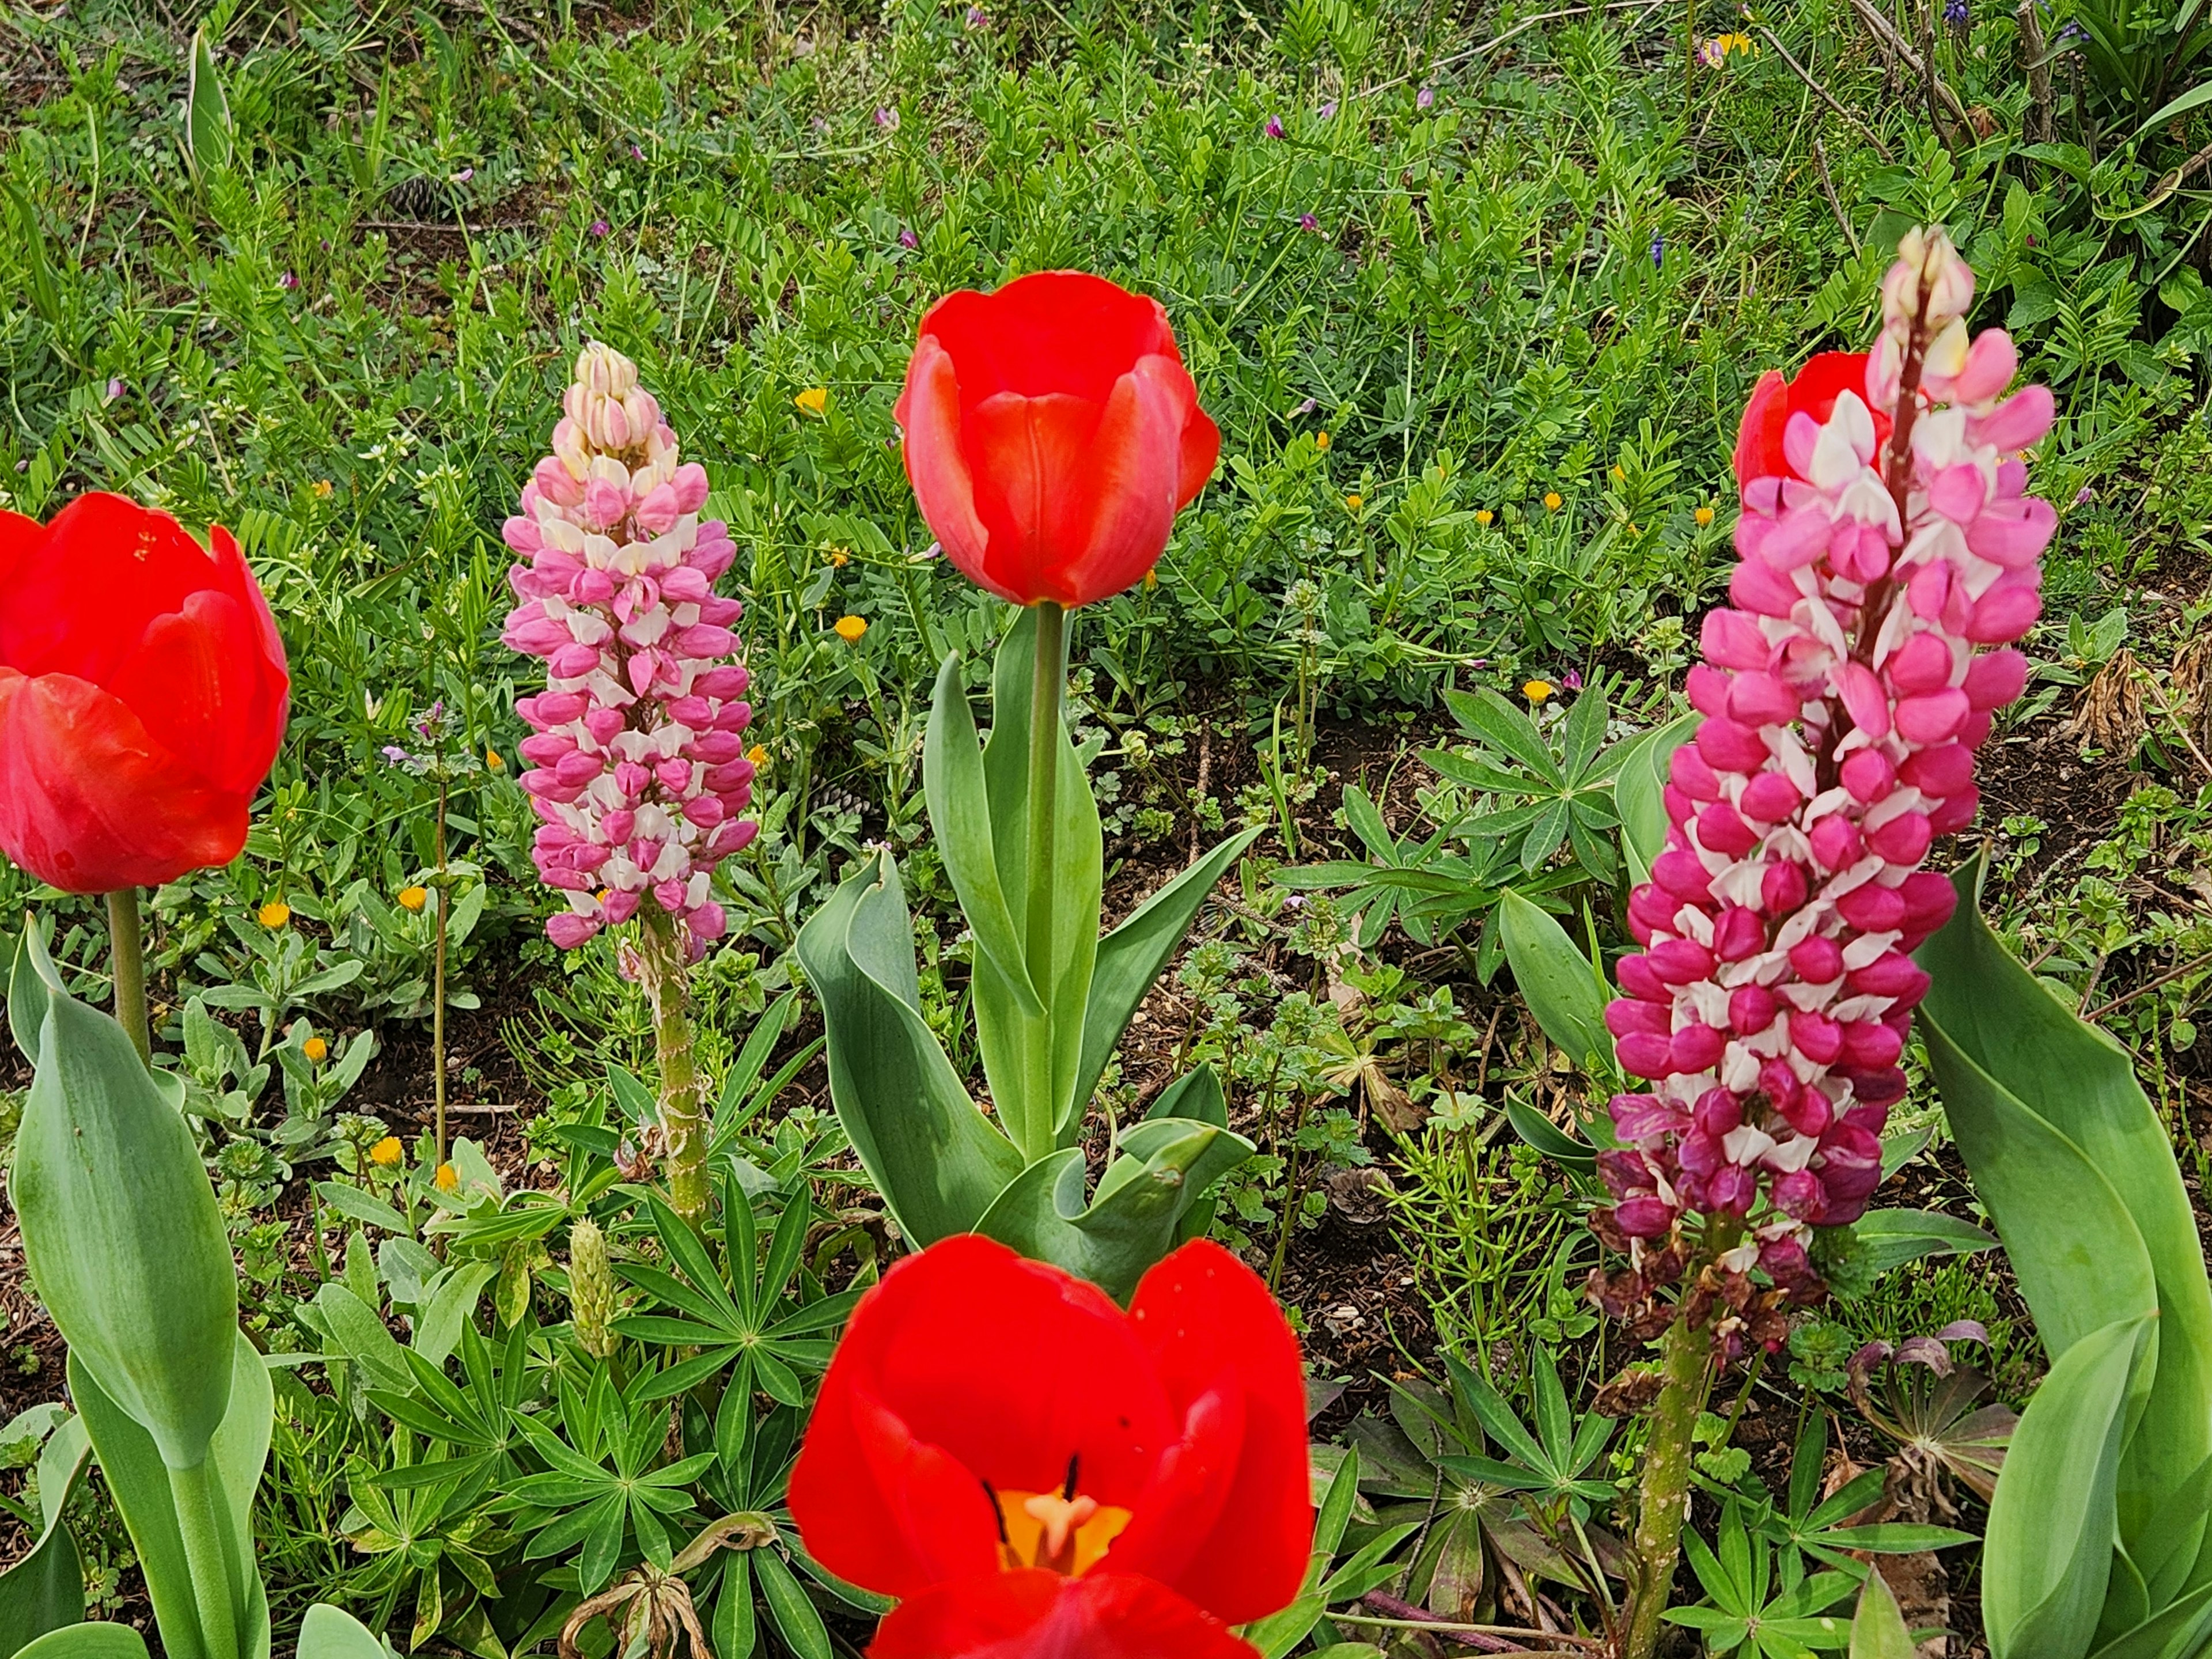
104,378,124,404
450,166,475,183
278,270,299,291
1265,115,1285,139
588,218,611,237
1416,85,1434,108
1299,213,1319,232
965,5,986,23
1944,0,1967,24
1651,233,1664,268
899,225,920,249
382,745,414,766
1318,100,1336,119
2074,485,2095,505
630,143,646,161
923,541,944,560
1561,669,1584,691
1293,397,1319,416
874,105,900,129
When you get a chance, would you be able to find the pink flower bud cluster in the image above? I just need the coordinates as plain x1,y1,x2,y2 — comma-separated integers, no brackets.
1597,229,2054,1300
501,343,757,958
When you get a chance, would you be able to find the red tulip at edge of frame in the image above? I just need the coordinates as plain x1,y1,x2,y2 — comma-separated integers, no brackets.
1732,350,1892,494
894,270,1222,610
789,1233,1314,1658
0,492,290,893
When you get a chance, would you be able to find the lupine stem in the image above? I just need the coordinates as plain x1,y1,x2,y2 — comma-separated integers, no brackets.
1623,1307,1713,1659
1020,601,1066,1160
168,1457,241,1659
639,904,710,1224
105,887,150,1066
432,771,449,1163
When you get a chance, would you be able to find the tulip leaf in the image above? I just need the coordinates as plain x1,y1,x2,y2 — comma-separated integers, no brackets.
0,1416,92,1656
185,29,232,179
13,1626,152,1659
1980,1316,2147,1659
1498,889,1611,1077
972,1116,1254,1302
296,1604,397,1659
1850,1209,1998,1278
923,652,1044,1018
1920,855,2212,1554
793,854,1023,1246
1145,1064,1228,1128
1504,1096,1596,1172
2085,1581,2212,1659
10,944,237,1471
1069,824,1262,1139
967,608,1103,1159
71,1335,272,1659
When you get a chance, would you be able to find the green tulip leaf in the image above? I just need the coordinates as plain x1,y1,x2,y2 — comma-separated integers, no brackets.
10,940,237,1469
1145,1065,1229,1128
973,1118,1254,1301
1982,1316,2149,1659
71,1334,272,1659
12,1625,152,1659
1071,825,1262,1138
296,1604,397,1659
1920,855,2212,1553
1498,889,1611,1077
793,854,1023,1245
924,652,1044,1018
969,608,1103,1158
0,1415,92,1656
2085,1582,2212,1659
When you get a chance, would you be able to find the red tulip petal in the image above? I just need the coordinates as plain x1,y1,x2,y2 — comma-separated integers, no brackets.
105,590,283,796
207,521,291,738
0,671,246,892
961,390,1108,607
1109,1241,1313,1624
1784,351,1874,429
919,272,1176,407
789,1236,1175,1599
1733,370,1787,489
0,508,40,589
896,337,999,599
869,1571,1260,1659
1049,359,1188,606
0,494,225,685
1175,397,1221,511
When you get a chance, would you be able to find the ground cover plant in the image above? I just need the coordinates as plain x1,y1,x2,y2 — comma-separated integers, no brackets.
3,0,2212,1654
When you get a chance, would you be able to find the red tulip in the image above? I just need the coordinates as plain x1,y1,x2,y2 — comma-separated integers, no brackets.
1733,351,1892,491
789,1234,1311,1658
893,271,1221,609
0,493,289,893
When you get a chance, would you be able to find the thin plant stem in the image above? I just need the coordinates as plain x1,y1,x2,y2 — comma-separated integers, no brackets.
1021,601,1066,1160
433,773,449,1163
639,904,710,1224
168,1458,241,1659
105,887,150,1065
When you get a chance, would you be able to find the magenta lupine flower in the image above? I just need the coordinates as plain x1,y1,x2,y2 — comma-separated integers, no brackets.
501,343,756,960
1596,229,2052,1305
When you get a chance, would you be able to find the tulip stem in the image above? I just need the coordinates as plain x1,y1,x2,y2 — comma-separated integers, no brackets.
1023,603,1067,1150
168,1457,241,1659
105,888,151,1066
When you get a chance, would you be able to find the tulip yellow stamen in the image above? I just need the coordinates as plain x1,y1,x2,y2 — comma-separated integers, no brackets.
986,1458,1131,1577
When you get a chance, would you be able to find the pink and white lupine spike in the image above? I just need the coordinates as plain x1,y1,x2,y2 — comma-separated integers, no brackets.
1598,228,2054,1298
501,342,756,960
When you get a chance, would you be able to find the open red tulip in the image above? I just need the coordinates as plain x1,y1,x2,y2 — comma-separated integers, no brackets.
893,271,1221,609
0,493,289,893
789,1235,1311,1658
1733,351,1892,494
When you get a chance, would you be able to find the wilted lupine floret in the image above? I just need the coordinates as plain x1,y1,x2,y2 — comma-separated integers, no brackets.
1599,229,2053,1300
502,343,756,957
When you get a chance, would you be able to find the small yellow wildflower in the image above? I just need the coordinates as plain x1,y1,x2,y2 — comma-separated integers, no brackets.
486,748,505,770
1609,465,1626,482
830,548,850,567
397,885,430,912
1315,430,1331,451
303,1035,329,1063
747,744,769,768
434,1162,460,1192
1695,505,1715,527
1344,493,1363,512
1142,569,1159,590
1474,509,1494,526
310,479,334,499
795,387,829,416
1524,679,1555,704
834,615,869,642
1543,491,1563,512
257,900,291,929
370,1136,404,1167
